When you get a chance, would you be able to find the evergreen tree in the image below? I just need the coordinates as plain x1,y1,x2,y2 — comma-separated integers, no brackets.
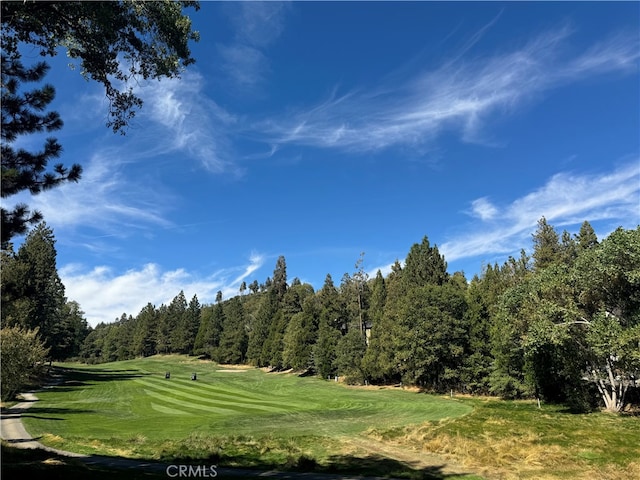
560,230,578,266
1,59,82,247
263,308,287,369
362,261,405,383
576,220,598,251
80,322,109,363
114,313,135,360
317,274,343,326
56,300,90,359
340,253,371,334
218,297,248,364
313,319,341,379
394,284,467,390
460,277,493,393
133,303,158,357
361,272,391,382
532,217,561,270
334,329,367,384
246,289,277,366
168,290,188,353
155,304,172,354
0,222,70,358
369,270,387,330
282,296,319,371
183,294,201,354
272,255,288,301
403,236,448,288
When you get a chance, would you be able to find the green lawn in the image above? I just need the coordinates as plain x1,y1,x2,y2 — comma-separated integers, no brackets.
22,355,475,478
20,355,639,480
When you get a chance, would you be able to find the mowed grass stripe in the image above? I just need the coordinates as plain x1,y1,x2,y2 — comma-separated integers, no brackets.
143,389,242,414
150,402,191,415
165,377,302,409
136,379,288,414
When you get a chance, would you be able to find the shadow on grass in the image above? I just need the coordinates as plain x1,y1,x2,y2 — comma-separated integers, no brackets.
1,443,167,480
163,449,473,479
321,453,470,479
44,366,149,392
2,443,477,480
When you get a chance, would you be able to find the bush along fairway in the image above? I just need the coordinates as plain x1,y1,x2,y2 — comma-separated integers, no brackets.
21,355,477,479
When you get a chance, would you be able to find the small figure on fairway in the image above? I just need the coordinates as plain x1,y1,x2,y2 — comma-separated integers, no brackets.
191,372,197,381
165,371,170,379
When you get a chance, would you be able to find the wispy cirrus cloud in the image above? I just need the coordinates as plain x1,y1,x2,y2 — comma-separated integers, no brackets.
216,2,290,91
18,151,174,238
260,26,639,153
137,70,239,174
470,197,499,221
61,253,265,326
441,160,640,263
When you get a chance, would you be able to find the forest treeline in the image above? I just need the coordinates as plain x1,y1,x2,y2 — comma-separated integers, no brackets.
2,219,639,412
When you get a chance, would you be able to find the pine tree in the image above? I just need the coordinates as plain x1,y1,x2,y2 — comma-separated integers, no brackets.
0,222,69,358
282,297,319,371
532,217,561,270
334,329,367,384
56,300,90,359
394,284,467,390
272,255,288,301
403,236,448,288
155,304,172,354
1,59,81,248
168,291,188,353
183,294,201,354
218,297,248,364
133,303,158,357
246,289,277,366
313,319,341,379
576,220,598,251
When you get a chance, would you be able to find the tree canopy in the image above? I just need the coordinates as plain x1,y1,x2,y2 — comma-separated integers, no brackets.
1,0,200,248
1,0,200,132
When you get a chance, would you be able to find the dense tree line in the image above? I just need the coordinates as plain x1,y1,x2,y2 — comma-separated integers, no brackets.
66,219,639,413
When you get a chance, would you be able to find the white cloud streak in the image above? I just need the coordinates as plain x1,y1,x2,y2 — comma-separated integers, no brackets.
61,253,265,327
138,71,239,174
470,197,499,221
216,2,289,91
261,27,639,153
16,152,174,237
441,160,640,263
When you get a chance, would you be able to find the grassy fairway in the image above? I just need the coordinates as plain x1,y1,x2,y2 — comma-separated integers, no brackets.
20,356,639,480
22,355,474,478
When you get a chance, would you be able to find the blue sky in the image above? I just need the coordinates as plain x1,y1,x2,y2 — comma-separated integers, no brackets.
10,2,640,327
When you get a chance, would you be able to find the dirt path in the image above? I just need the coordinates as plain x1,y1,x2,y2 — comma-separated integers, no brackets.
345,436,472,476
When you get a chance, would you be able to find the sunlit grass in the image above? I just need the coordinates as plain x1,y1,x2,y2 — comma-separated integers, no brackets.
377,397,640,480
20,356,639,479
22,355,474,478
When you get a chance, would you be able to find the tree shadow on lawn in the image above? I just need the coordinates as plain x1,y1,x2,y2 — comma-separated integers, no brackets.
45,366,149,391
1,405,94,421
320,453,472,479
173,450,474,480
2,443,476,480
1,443,167,480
